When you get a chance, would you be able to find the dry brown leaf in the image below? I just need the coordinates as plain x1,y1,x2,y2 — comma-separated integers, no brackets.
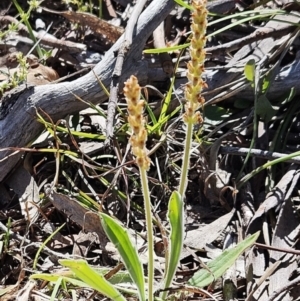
26,63,59,85
72,231,98,257
0,54,59,86
245,167,300,300
267,198,300,301
5,165,39,222
41,7,124,44
181,210,235,259
45,188,107,245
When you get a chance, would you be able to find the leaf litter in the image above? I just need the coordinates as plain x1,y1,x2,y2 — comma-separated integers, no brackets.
1,0,300,300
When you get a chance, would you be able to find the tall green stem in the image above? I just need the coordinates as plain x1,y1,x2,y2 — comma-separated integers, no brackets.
178,122,193,197
140,167,154,301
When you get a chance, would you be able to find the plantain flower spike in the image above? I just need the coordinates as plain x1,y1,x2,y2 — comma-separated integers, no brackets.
124,75,151,171
184,0,208,124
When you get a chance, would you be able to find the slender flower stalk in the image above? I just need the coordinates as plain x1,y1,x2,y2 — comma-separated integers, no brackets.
124,76,154,301
178,0,208,198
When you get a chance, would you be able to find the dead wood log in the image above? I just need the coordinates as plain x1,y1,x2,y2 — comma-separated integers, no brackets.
0,0,175,182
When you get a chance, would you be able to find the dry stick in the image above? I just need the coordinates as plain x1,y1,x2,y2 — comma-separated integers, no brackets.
106,0,148,141
0,220,69,259
153,21,173,76
245,261,281,301
0,220,31,244
104,0,117,18
255,242,300,255
219,146,300,164
206,26,292,58
268,276,300,301
0,15,86,53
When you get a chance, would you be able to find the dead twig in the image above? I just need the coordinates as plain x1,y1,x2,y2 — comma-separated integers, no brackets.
0,15,86,53
106,0,148,141
153,21,173,76
267,276,300,301
206,26,293,58
104,0,117,18
255,242,300,255
0,220,70,259
220,146,300,164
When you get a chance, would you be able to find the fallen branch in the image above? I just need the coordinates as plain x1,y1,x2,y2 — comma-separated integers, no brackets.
220,146,300,164
0,0,175,182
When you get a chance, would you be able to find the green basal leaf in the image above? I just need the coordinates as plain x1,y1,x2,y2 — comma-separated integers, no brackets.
51,277,62,301
256,95,277,123
59,259,126,301
204,105,231,126
31,268,133,286
244,59,256,82
100,213,146,301
30,273,88,287
188,232,260,288
161,191,184,300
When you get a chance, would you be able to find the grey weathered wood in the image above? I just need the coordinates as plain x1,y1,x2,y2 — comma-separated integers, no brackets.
0,0,175,182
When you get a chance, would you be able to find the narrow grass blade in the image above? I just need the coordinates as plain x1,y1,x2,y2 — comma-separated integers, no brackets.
145,101,158,129
31,268,133,286
144,10,287,55
100,213,146,301
149,106,181,135
12,0,43,59
238,150,300,188
174,0,193,10
33,223,65,269
59,259,126,301
30,273,90,287
143,43,189,54
50,277,62,301
188,232,260,288
158,75,177,128
161,191,184,299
